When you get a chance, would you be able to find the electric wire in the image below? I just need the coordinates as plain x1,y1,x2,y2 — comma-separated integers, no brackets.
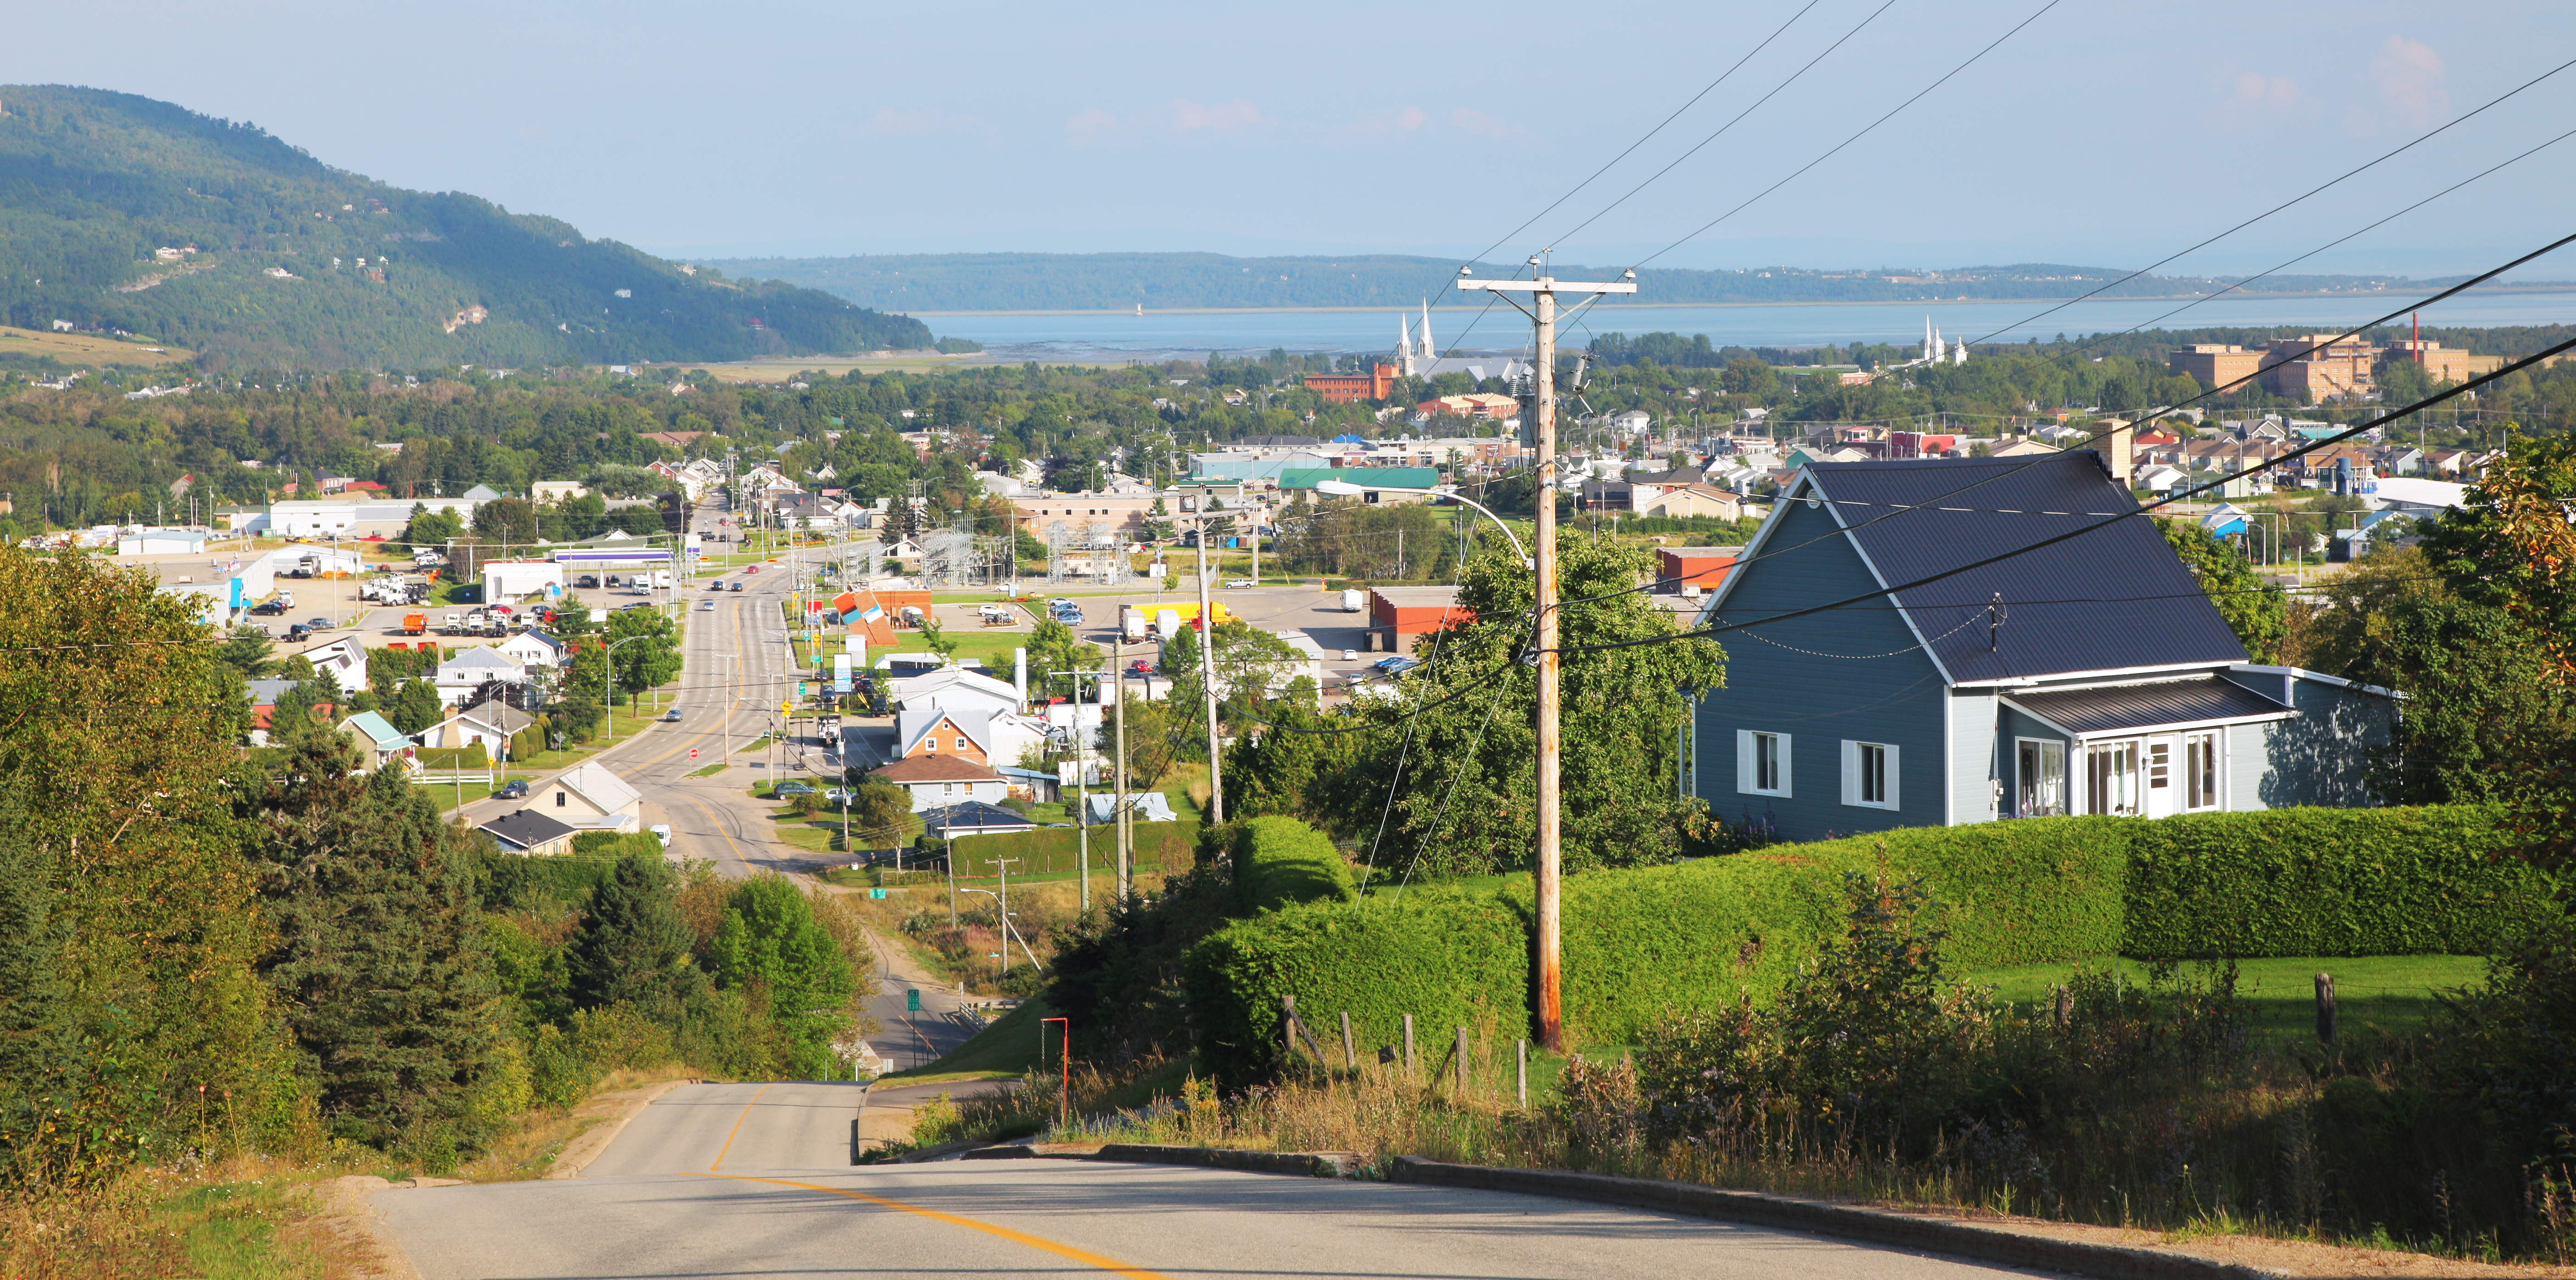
1960,53,2576,348
1554,331,2576,658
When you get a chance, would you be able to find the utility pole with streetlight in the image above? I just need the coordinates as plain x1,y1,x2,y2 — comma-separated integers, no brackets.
1193,495,1223,826
1455,257,1636,1054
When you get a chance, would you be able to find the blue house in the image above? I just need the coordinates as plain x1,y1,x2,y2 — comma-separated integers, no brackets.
1688,451,2393,840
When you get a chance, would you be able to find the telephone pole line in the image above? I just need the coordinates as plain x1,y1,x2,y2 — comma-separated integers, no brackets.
1456,258,1637,1054
1194,491,1224,826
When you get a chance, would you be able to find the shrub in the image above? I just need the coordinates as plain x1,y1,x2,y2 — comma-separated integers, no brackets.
572,831,664,860
1232,816,1355,913
2122,806,2552,957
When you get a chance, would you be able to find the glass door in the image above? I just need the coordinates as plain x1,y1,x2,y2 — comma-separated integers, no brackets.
2085,740,2141,815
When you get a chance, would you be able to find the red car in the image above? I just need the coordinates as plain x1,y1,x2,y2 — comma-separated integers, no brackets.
745,565,760,574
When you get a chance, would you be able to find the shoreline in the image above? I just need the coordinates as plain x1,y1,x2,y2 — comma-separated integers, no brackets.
900,285,2576,317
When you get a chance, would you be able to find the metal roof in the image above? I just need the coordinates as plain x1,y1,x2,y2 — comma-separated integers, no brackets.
921,801,1035,835
2004,675,2289,737
1802,452,2248,682
477,808,580,852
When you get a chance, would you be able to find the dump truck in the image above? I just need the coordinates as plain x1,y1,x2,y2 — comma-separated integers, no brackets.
401,612,427,636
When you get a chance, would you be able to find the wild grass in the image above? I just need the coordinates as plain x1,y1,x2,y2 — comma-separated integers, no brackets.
0,1155,362,1280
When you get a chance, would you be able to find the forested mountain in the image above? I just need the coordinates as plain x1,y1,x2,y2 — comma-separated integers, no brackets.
0,86,932,371
697,250,2537,314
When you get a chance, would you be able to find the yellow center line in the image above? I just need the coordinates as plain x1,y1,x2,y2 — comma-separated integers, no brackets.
685,1172,1175,1280
709,1082,772,1172
676,792,754,867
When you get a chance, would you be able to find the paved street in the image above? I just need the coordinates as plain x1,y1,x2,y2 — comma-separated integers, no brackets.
374,1080,2060,1280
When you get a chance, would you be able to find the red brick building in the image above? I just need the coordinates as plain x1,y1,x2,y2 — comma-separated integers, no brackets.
1304,364,1399,404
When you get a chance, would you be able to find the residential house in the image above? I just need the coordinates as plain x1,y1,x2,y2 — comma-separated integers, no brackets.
541,762,643,831
300,635,368,690
1637,484,1746,521
1987,439,2060,459
891,707,1044,767
1081,791,1177,826
1689,451,2394,842
529,481,591,504
872,755,1010,813
433,646,527,707
496,628,567,669
477,809,580,857
920,800,1036,840
888,666,1023,718
416,702,538,756
245,678,330,748
337,712,413,772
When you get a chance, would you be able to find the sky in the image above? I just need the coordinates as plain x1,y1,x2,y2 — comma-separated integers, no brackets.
11,0,2576,280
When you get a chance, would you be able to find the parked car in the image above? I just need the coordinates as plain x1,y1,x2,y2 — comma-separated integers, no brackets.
618,602,654,611
495,779,529,800
773,780,816,796
1128,660,1155,676
1225,578,1255,589
285,624,312,641
1373,655,1420,674
1340,649,1359,661
577,575,600,589
250,600,286,616
305,618,330,631
823,787,855,805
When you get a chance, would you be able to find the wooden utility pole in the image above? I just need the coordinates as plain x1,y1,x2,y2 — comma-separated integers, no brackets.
1194,496,1224,825
1112,632,1132,902
1457,260,1637,1054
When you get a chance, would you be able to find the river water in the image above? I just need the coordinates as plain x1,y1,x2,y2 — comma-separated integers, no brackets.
926,289,2576,362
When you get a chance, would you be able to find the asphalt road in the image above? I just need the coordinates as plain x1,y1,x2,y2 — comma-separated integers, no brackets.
375,1080,2057,1280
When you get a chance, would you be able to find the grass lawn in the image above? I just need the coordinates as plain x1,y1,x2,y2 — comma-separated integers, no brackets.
1960,954,2487,1040
883,996,1054,1082
686,762,727,778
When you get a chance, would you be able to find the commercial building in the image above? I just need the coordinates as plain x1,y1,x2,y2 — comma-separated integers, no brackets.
1368,585,1473,653
2168,344,2267,390
1300,363,1399,404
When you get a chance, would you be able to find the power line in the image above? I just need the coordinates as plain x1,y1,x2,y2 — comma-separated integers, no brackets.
1626,0,2067,272
1543,0,1901,253
1558,330,2576,658
1961,53,2576,348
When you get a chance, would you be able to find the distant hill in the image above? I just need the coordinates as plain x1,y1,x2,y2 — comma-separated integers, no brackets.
0,86,932,371
700,250,2531,315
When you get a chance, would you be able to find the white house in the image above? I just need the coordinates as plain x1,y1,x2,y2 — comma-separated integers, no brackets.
496,628,567,668
301,635,369,690
434,646,527,707
416,702,538,755
888,666,1023,718
529,481,591,504
542,762,642,831
869,755,1010,813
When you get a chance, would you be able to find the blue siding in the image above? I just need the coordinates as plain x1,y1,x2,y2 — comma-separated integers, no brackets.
1994,705,2072,818
2254,676,2395,808
1693,497,1948,842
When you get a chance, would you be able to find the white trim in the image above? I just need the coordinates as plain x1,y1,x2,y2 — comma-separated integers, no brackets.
1738,729,1789,797
2013,736,2069,818
1956,659,2249,689
1996,698,2081,740
2226,662,2404,701
1841,739,1898,810
2000,695,2296,741
1941,688,1956,826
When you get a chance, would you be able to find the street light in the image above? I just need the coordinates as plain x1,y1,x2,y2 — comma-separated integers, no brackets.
1313,480,1529,563
599,634,655,745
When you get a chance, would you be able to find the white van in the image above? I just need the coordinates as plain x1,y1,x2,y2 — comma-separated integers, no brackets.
648,824,672,849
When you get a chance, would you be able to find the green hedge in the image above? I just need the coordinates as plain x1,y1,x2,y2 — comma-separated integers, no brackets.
2122,806,2549,958
572,831,666,860
1181,806,2550,1077
1184,883,1530,1091
944,820,1200,879
417,743,489,768
1234,817,1356,913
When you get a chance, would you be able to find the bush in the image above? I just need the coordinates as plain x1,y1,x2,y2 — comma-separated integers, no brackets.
572,831,665,860
1232,816,1355,913
2122,806,2552,957
1179,806,2535,1080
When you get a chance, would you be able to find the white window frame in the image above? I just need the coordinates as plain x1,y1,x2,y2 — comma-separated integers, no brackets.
2183,730,2223,812
1735,730,1790,797
1841,740,1898,810
2015,737,2066,817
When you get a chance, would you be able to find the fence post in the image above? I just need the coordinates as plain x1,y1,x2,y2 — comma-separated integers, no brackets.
2315,972,2336,1043
1402,1014,1416,1075
1339,1011,1355,1071
1516,1039,1528,1108
1454,1026,1469,1095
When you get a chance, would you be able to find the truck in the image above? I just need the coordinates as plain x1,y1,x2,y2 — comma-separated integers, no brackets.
651,570,673,590
1341,588,1368,613
1149,602,1235,639
1119,605,1151,641
400,612,427,636
439,612,464,635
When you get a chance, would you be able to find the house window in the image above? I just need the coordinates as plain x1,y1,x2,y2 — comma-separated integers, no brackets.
2185,731,2221,811
554,790,566,807
922,738,937,752
2016,740,2065,816
1842,740,1897,810
1735,730,1789,797
955,736,970,751
2085,741,2141,815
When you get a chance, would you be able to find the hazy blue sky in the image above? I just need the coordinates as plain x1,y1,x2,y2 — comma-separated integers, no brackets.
12,0,2575,278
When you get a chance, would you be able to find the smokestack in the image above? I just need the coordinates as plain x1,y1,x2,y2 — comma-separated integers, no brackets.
2103,418,2135,490
1014,646,1028,710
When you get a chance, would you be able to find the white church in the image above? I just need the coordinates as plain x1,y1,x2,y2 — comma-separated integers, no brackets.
1396,299,1532,384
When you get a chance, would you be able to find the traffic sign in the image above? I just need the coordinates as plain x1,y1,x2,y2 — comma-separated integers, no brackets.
905,989,920,1013
688,748,699,760
869,888,887,900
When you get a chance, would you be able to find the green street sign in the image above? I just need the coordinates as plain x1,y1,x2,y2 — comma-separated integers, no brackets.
798,683,809,696
905,989,920,1013
869,888,887,900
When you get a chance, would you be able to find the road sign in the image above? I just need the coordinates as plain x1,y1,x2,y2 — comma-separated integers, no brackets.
870,888,887,900
688,748,699,760
905,989,920,1013
798,683,809,696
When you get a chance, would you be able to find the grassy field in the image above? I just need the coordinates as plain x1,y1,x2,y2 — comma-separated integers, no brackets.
882,996,1054,1082
1961,954,2487,1039
0,323,194,366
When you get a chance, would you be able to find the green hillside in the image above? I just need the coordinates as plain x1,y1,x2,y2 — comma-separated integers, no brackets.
0,85,932,370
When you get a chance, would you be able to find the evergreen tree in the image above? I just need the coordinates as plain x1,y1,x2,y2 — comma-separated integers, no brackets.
248,731,505,1149
568,854,703,1016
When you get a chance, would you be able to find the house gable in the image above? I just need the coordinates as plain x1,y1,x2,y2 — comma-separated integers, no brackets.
1689,482,1947,841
